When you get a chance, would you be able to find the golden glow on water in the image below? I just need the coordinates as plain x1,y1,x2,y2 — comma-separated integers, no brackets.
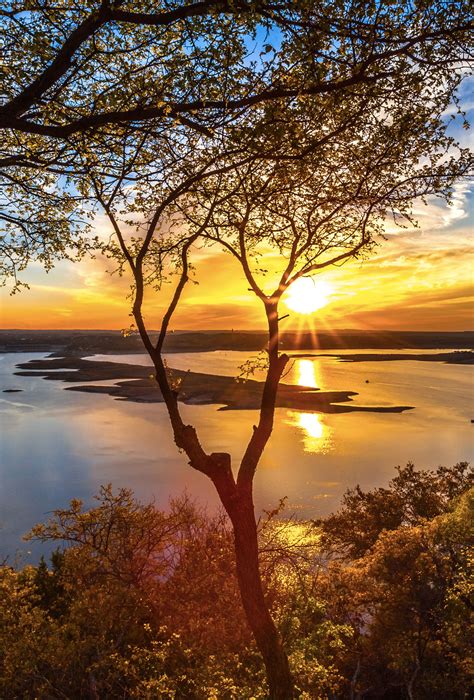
288,359,333,452
266,521,320,550
297,359,318,388
286,410,333,454
298,412,324,439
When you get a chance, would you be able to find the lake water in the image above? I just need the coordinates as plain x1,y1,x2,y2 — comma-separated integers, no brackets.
1,350,473,561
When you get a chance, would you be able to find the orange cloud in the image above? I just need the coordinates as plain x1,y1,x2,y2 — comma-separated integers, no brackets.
1,204,473,331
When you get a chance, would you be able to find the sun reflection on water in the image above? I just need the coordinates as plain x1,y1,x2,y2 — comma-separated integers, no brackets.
298,412,324,439
287,359,333,453
297,359,318,388
286,410,333,454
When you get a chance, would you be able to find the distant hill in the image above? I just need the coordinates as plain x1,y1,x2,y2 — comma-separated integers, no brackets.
1,329,473,354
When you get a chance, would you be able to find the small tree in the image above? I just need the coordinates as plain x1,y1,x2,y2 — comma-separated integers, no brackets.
316,484,473,698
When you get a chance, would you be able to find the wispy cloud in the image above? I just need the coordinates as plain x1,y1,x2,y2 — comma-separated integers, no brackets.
2,176,472,330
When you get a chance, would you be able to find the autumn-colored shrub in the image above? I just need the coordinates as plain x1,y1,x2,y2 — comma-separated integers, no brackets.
0,464,471,698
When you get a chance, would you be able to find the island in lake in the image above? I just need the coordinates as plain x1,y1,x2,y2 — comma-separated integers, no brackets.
5,329,473,412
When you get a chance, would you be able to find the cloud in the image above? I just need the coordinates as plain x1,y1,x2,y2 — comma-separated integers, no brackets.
442,180,472,226
383,178,473,236
2,182,472,331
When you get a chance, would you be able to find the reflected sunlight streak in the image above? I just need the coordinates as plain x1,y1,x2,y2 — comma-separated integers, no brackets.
287,409,333,454
288,359,333,452
298,412,324,439
297,359,318,388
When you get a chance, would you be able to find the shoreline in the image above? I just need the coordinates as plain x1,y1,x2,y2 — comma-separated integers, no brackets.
2,329,473,356
292,351,474,365
15,355,414,414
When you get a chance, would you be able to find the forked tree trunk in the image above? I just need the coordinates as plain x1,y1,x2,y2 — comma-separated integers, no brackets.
144,299,294,697
209,301,293,697
223,488,294,699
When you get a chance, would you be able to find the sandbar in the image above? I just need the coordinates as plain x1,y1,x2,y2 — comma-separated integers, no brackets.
15,356,413,414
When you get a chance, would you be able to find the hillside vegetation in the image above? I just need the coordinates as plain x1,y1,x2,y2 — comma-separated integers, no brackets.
1,463,472,699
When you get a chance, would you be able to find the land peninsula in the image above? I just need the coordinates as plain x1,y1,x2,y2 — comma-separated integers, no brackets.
6,329,473,412
15,355,416,413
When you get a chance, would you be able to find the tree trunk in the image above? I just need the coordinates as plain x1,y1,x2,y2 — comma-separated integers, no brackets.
148,293,294,697
225,489,294,699
218,299,293,697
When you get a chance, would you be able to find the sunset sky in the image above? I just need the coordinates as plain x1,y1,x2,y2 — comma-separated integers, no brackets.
2,93,473,332
1,189,471,332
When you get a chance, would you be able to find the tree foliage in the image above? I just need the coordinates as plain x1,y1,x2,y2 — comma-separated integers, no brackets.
316,461,473,558
0,463,471,698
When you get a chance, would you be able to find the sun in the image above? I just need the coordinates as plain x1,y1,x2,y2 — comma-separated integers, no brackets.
283,278,333,314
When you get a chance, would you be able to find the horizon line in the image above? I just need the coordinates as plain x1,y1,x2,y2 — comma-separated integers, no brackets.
1,328,473,334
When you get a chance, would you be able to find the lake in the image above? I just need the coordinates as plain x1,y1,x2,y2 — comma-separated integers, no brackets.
0,350,472,561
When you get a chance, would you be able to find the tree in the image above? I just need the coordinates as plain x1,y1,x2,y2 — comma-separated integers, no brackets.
84,93,469,699
316,485,473,698
2,2,473,697
2,1,471,142
1,490,252,698
14,487,316,698
316,461,473,558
